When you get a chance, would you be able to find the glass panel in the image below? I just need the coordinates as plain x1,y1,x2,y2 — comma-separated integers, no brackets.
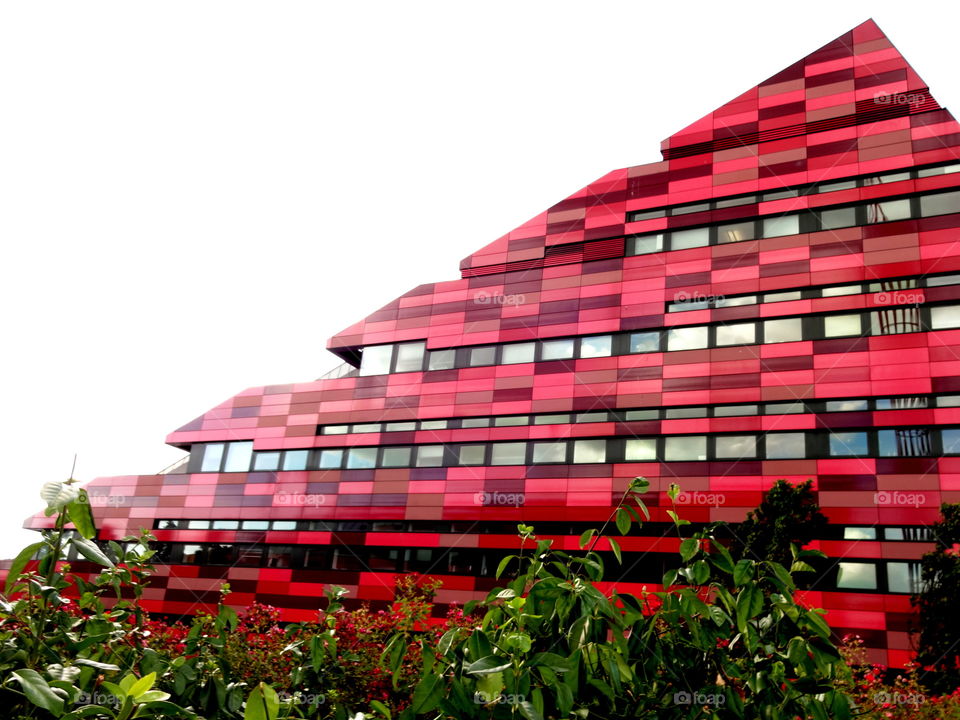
942,429,960,454
187,520,210,530
871,307,922,335
938,396,960,407
221,441,253,472
715,435,757,458
670,227,710,250
665,407,707,419
359,344,393,376
866,198,911,223
182,544,205,562
826,400,868,412
532,441,567,463
717,221,755,244
765,433,806,459
541,339,575,360
715,295,756,308
494,416,527,427
394,342,426,372
491,443,526,465
501,342,535,365
381,447,411,467
764,318,803,343
714,405,758,417
887,562,920,594
836,562,877,590
829,432,869,456
272,520,297,531
819,206,857,230
384,422,417,432
631,233,664,255
761,188,799,200
534,414,570,425
624,409,659,420
416,445,445,467
458,445,486,465
664,436,707,461
925,274,960,287
874,171,910,184
884,528,905,540
625,438,657,461
266,546,293,568
843,527,876,540
629,331,660,353
667,326,708,351
461,418,490,428
469,346,497,366
764,290,802,303
630,209,666,221
669,298,708,312
419,420,448,430
573,439,607,464
317,449,343,469
253,452,280,471
818,179,858,192
930,305,960,330
672,202,710,215
762,215,799,238
823,314,862,337
765,402,805,414
212,520,239,530
352,423,381,433
242,520,270,531
716,194,757,207
283,450,309,470
715,322,756,346
200,443,225,472
580,335,613,358
323,425,349,435
918,164,960,177
427,349,456,370
575,412,608,423
821,285,860,297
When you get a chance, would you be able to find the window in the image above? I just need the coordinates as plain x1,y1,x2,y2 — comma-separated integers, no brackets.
930,305,960,330
223,442,253,472
843,527,876,540
866,198,911,223
942,429,960,454
359,344,393,376
625,438,657,461
419,420,448,430
253,452,280,471
318,449,343,469
871,307,921,335
765,402,805,414
715,295,756,308
535,414,570,424
672,202,710,216
573,439,607,464
416,445,445,467
501,342,535,365
878,429,931,457
458,445,486,465
428,349,456,370
764,291,802,303
765,433,806,459
212,520,239,530
580,335,613,358
532,441,567,463
541,339,575,360
667,326,708,351
821,285,860,297
823,314,862,337
469,346,496,367
715,322,756,346
324,425,349,435
714,404,758,417
918,164,960,177
818,179,857,192
201,443,225,472
242,520,270,531
575,412,608,423
819,206,857,230
763,188,799,199
272,521,297,531
631,233,664,255
887,562,922,594
671,227,710,250
717,221,755,244
829,432,869,456
629,331,660,353
394,342,425,372
352,424,380,433
278,450,306,471
763,318,803,343
717,194,757,207
624,409,659,420
836,562,877,590
665,407,707,419
762,215,799,238
494,416,527,427
664,436,706,461
926,274,960,287
461,418,490,428
884,528,905,540
381,447,411,467
826,400,868,412
266,546,293,569
384,422,417,432
715,435,757,459
491,443,526,465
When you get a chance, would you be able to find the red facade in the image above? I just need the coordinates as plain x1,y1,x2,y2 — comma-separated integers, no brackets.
28,19,960,667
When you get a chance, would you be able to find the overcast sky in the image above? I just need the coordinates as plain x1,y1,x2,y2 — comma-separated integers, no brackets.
0,1,957,558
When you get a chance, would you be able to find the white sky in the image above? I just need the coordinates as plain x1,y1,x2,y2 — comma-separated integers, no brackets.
1,1,957,558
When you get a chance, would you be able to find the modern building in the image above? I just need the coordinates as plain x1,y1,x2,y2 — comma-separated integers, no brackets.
29,19,960,667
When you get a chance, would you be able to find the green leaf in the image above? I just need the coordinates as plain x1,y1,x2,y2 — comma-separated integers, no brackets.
411,674,444,714
517,701,544,720
495,555,516,579
137,690,172,703
667,483,680,501
578,528,596,548
791,561,815,573
9,668,64,714
736,584,763,631
245,683,280,720
75,658,121,671
71,536,114,567
615,507,631,535
691,559,710,585
369,700,392,719
67,489,98,539
680,538,699,562
608,537,622,565
466,655,512,675
4,541,43,593
733,559,754,587
127,672,156,700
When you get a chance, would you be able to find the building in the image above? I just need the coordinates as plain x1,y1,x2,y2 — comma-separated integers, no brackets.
29,19,960,668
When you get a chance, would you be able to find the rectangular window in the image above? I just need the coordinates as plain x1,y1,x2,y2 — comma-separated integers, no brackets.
716,194,756,207
884,528,905,540
664,436,707,461
359,344,393,376
918,164,960,177
318,449,343,469
323,425,349,435
212,520,239,530
223,442,254,472
624,409,659,420
394,342,426,372
494,416,527,427
836,562,877,590
200,443,225,472
817,179,857,192
501,342,536,365
534,414,570,425
764,291,802,303
457,445,486,465
630,233,664,255
717,221,755,244
384,422,417,432
419,420,448,430
715,322,756,346
625,438,657,461
665,407,707,419
187,520,210,530
715,295,756,308
866,198,911,223
887,562,922,594
826,400,869,412
629,331,660,353
715,435,757,459
575,412,608,423
823,314,862,338
667,326,708,351
762,188,798,200
242,520,270,531
930,305,960,330
765,433,806,459
672,202,710,216
926,274,960,287
541,339,575,360
821,285,860,297
829,432,869,457
461,418,490,428
763,318,803,343
670,227,710,250
762,215,799,238
573,439,607,464
765,402,805,414
272,520,297,530
380,447,411,467
871,307,921,335
283,450,309,470
714,404,758,417
253,452,280,471
491,443,526,465
352,423,381,433
819,206,857,230
942,429,960,454
843,527,877,540
468,346,497,367
532,441,567,463
579,335,613,358
877,429,931,457
416,445,445,467
427,349,456,370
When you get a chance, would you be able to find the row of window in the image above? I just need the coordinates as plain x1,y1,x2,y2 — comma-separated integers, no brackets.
358,301,960,376
628,187,960,255
667,273,956,313
124,541,925,594
627,162,960,222
191,426,960,473
316,394,960,436
154,518,934,544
